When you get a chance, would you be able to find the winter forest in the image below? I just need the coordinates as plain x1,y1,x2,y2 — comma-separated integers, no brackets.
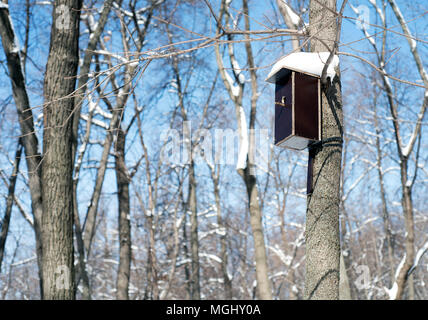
0,0,427,300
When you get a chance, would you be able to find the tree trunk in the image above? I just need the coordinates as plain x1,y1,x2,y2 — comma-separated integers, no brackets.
373,103,395,286
169,48,200,299
212,169,232,299
214,0,272,300
394,163,415,300
0,140,22,272
115,128,131,300
182,208,191,300
41,0,82,299
188,161,200,300
70,0,115,299
0,4,44,297
339,252,352,300
305,0,343,300
71,0,116,155
146,210,158,299
138,121,159,300
240,168,272,300
239,0,272,300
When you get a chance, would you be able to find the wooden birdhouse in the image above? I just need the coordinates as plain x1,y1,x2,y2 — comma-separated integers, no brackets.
266,52,339,150
268,69,320,150
266,68,321,150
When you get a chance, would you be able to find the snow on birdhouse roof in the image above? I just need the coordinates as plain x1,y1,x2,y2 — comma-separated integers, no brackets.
265,52,339,83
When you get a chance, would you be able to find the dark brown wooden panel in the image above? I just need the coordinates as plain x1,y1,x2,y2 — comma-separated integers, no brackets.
294,72,319,140
275,71,293,145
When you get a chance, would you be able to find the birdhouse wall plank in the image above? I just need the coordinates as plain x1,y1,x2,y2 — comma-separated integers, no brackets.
274,71,293,145
294,72,320,141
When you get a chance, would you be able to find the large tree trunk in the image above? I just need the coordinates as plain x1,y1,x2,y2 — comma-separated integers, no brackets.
304,0,343,300
0,3,44,296
115,128,131,300
41,0,82,299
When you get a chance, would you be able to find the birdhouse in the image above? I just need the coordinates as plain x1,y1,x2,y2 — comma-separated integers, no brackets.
266,52,340,194
269,69,320,150
266,52,339,150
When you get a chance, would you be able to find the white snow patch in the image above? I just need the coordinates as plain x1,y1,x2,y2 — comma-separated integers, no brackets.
236,106,249,170
5,11,22,56
350,4,376,47
80,114,109,129
266,52,339,83
88,97,97,112
385,282,398,300
280,1,302,26
10,256,37,267
95,50,128,64
268,245,292,266
416,241,428,261
369,0,385,24
199,253,222,264
128,59,139,68
385,254,406,299
175,215,185,229
225,70,240,98
94,105,112,119
216,227,226,236
230,57,245,84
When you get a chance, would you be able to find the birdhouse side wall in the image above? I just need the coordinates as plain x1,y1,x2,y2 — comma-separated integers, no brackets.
293,72,320,141
274,72,293,145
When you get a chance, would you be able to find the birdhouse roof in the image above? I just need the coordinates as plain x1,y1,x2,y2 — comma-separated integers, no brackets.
265,52,339,83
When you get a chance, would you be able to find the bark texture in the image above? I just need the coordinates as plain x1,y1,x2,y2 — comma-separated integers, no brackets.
41,0,82,300
188,161,200,300
115,127,131,300
304,0,343,300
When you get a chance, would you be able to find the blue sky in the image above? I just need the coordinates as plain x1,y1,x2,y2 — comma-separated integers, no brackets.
0,0,426,281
